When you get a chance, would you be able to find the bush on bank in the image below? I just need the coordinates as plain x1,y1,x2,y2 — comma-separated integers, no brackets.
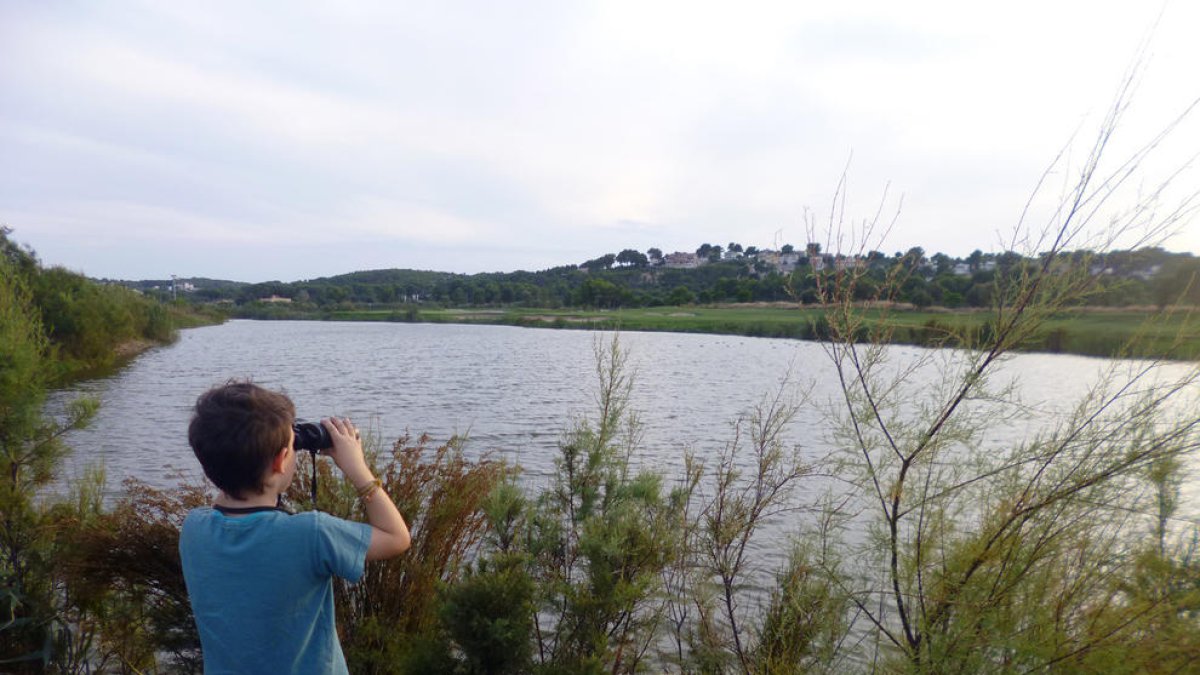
1,227,220,670
1,227,223,382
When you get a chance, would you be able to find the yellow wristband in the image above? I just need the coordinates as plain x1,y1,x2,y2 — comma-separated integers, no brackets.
355,478,383,502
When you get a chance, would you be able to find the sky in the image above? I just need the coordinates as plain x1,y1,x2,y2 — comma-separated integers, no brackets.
2,1,1199,283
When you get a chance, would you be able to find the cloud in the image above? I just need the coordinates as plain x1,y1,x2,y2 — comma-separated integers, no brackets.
337,197,487,244
6,201,293,245
1,0,1197,281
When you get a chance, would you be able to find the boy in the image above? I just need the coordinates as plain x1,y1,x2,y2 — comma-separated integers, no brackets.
180,381,410,673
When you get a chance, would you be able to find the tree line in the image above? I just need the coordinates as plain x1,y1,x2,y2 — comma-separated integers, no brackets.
129,244,1200,314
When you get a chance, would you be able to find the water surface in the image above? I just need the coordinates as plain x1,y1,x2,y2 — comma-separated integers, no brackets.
48,320,1196,516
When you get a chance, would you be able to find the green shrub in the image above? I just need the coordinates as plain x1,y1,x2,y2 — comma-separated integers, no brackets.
437,553,535,674
0,249,98,670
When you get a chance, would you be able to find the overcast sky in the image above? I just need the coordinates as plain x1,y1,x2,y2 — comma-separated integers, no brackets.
3,1,1198,282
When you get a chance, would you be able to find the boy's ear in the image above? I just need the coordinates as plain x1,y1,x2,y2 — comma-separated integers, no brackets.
271,446,290,474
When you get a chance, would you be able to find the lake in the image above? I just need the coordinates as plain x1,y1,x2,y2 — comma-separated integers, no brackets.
47,320,1198,521
50,321,838,490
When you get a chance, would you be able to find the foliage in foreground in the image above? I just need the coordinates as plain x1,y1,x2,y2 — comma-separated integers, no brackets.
794,64,1200,671
1,226,219,669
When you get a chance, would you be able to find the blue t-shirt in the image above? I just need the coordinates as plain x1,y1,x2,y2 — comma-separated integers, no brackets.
180,507,373,674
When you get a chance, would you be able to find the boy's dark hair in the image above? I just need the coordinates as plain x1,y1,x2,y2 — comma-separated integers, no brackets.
188,381,295,499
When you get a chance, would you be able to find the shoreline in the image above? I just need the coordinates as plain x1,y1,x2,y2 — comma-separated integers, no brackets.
228,305,1199,361
53,319,223,387
113,338,158,360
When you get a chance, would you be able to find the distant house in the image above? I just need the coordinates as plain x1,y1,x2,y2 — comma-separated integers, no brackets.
778,252,802,274
834,256,865,272
808,256,826,272
953,262,972,276
259,295,293,303
758,250,781,268
723,250,744,260
1131,264,1163,281
749,250,806,274
664,252,700,269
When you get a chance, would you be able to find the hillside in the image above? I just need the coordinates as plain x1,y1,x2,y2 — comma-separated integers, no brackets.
124,245,1199,314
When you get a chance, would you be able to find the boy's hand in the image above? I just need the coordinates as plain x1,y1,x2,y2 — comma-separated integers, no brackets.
321,417,373,486
322,417,412,561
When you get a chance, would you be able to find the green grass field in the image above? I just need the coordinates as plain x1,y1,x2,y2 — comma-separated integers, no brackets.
320,305,1198,361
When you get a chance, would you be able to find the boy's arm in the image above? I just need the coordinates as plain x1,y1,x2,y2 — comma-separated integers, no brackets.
322,417,412,561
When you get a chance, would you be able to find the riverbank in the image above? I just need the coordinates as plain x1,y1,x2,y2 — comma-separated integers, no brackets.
55,308,227,385
236,304,1198,360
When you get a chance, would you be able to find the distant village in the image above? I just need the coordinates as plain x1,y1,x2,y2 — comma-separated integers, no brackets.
579,243,1167,278
648,246,998,276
